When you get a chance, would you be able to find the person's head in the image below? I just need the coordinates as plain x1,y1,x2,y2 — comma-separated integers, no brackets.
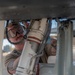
50,38,57,55
6,21,26,50
45,37,57,56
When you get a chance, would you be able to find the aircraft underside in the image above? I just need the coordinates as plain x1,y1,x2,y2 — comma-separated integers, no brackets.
0,0,75,20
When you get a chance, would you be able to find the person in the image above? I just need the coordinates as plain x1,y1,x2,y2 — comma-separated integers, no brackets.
45,36,57,56
5,21,26,74
5,21,57,74
40,36,57,63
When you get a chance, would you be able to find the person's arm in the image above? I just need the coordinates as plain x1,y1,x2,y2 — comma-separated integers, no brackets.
5,50,21,74
7,57,20,74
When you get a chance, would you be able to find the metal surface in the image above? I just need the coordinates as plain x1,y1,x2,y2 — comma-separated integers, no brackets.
39,63,75,75
0,21,5,75
55,21,73,75
14,18,48,75
64,21,73,75
0,0,75,19
39,63,56,75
